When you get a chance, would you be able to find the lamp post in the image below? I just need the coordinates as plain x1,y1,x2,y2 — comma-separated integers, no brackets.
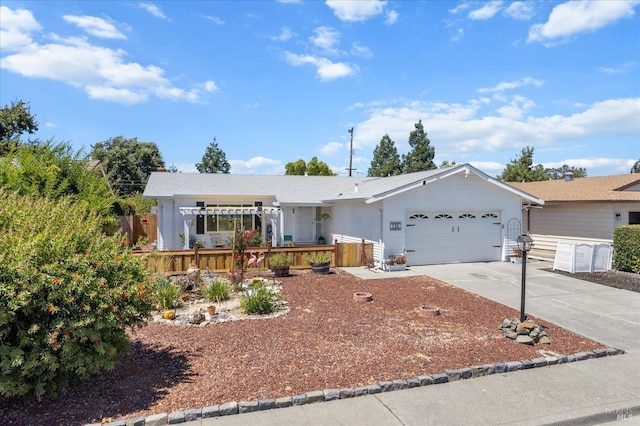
516,234,533,322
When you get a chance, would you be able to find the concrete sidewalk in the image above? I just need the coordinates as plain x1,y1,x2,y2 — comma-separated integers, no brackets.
173,260,640,425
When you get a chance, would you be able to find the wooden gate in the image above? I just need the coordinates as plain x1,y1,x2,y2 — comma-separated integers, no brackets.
334,240,373,267
118,214,157,245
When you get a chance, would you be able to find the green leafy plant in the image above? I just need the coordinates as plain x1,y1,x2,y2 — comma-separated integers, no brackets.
200,277,233,303
0,190,153,401
307,252,332,265
269,252,293,268
239,283,281,315
387,254,408,265
151,276,185,310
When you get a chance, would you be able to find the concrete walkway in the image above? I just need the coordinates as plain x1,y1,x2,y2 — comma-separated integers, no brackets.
173,260,640,425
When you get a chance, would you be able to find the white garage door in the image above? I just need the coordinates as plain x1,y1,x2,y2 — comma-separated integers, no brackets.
405,210,502,265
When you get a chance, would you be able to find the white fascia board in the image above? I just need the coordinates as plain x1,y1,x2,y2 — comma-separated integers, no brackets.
364,168,461,204
467,167,545,205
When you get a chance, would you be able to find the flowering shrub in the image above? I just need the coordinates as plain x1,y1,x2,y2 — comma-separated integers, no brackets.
387,254,408,265
0,191,153,401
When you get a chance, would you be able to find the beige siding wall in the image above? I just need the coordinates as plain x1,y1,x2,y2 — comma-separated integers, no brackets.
526,202,640,240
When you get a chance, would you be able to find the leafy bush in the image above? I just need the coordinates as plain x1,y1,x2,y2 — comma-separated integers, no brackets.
200,277,233,303
0,190,153,401
240,284,281,315
269,252,293,267
307,252,332,265
613,225,640,273
151,276,185,310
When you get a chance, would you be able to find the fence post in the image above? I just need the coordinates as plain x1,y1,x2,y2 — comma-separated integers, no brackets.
360,239,365,266
334,239,339,267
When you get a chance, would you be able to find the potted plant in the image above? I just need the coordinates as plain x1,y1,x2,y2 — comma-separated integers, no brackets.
385,254,408,272
269,252,293,277
307,252,332,275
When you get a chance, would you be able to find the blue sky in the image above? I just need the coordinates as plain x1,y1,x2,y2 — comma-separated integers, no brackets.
1,0,639,177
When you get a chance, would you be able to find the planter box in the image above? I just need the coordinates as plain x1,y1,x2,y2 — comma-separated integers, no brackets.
310,262,330,275
386,264,407,272
271,266,290,277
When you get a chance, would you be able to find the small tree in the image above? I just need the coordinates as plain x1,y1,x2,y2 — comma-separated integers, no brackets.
498,146,549,182
368,134,402,177
545,164,587,179
0,100,39,156
632,160,640,174
285,159,307,175
401,120,436,173
196,137,230,174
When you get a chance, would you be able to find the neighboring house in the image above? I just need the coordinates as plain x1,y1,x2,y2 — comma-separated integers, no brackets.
509,173,640,257
142,164,543,266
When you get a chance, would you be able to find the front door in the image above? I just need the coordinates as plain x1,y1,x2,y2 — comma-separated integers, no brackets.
297,207,315,243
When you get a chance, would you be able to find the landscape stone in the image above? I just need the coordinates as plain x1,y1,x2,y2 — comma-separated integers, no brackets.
167,411,185,424
532,357,548,367
418,375,434,385
545,356,559,365
275,397,293,408
575,352,589,361
567,355,576,362
506,361,523,372
556,355,568,364
470,366,486,377
125,417,145,426
516,335,534,345
367,384,382,394
459,368,473,379
432,373,449,384
145,413,168,426
258,399,276,410
505,330,517,339
291,395,307,406
445,370,461,381
521,359,534,369
517,327,530,335
340,388,356,398
392,379,408,390
306,390,325,403
324,389,340,401
184,409,201,421
379,381,394,392
501,318,512,328
354,386,369,396
238,401,259,414
219,402,239,416
483,364,496,375
538,336,551,345
406,378,420,388
494,363,507,373
202,406,220,418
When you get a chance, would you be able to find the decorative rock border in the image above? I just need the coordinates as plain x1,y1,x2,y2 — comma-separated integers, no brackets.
419,305,441,317
85,347,625,426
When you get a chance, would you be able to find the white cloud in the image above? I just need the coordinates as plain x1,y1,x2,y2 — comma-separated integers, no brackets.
310,26,340,53
229,157,282,174
351,42,372,58
325,0,387,22
351,97,640,163
477,77,544,94
542,157,635,174
282,52,357,81
528,0,640,44
385,10,399,25
0,7,42,50
203,15,224,25
269,27,295,42
451,27,464,42
503,1,535,20
449,3,471,15
138,3,167,20
63,15,126,39
0,7,216,104
320,142,343,156
598,62,637,74
45,121,57,128
468,1,503,20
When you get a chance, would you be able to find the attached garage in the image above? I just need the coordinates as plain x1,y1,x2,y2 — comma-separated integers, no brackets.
405,210,502,265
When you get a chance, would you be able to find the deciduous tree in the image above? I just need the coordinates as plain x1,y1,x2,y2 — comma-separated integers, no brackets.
0,100,39,156
545,164,587,179
498,146,549,182
368,134,402,177
285,157,335,176
632,160,640,173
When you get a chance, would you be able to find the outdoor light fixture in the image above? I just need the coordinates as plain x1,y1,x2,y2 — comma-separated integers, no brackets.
516,234,534,322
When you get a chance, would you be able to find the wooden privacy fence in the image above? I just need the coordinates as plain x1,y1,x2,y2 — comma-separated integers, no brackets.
139,240,372,275
117,214,157,245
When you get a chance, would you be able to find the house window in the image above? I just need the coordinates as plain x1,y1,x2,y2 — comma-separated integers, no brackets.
205,204,256,232
458,213,476,219
408,213,429,220
630,212,640,225
434,213,453,219
482,213,498,219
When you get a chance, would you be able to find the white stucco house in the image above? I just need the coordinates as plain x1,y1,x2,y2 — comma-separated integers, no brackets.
142,163,543,266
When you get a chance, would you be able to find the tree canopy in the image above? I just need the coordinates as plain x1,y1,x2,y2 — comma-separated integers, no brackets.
401,120,436,173
196,137,230,174
285,157,335,176
368,134,402,177
498,146,549,182
632,160,640,173
545,164,587,179
0,100,39,156
91,136,164,196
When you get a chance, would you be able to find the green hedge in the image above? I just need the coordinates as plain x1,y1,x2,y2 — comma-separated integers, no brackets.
0,190,153,401
613,225,640,273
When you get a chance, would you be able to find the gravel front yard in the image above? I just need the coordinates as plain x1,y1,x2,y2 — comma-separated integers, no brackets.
1,269,606,425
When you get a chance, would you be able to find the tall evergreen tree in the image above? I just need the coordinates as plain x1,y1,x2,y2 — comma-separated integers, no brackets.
368,134,402,177
401,120,436,173
632,160,640,173
498,146,549,182
545,164,587,179
196,137,230,174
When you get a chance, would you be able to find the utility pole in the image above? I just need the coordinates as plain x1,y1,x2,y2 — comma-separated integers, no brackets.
347,127,355,177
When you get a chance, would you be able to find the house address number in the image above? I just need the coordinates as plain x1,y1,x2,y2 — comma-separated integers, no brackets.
390,221,402,231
